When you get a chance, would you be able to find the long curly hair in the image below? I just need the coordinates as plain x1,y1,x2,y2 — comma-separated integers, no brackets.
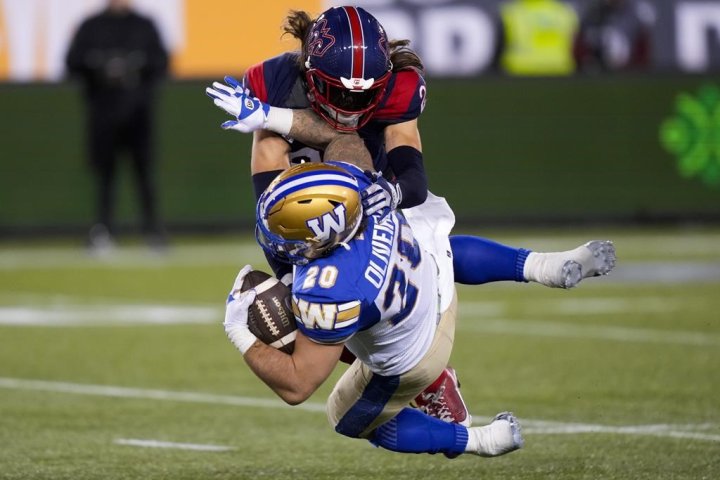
283,10,424,74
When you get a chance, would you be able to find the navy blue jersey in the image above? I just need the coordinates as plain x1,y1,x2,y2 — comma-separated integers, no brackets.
243,52,427,173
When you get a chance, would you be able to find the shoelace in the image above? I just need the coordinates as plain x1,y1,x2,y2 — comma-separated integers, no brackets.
418,385,456,422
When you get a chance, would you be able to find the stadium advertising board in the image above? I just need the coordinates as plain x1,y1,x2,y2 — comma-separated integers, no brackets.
0,0,320,82
0,0,719,82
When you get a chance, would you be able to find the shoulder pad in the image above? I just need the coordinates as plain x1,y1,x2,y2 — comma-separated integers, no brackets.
373,69,427,124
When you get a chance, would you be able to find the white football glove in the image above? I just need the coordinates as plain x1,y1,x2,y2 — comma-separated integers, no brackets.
205,76,292,135
224,265,258,355
279,272,293,288
361,171,403,221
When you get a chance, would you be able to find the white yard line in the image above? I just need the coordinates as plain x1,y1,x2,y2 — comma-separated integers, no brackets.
0,377,325,412
0,377,717,442
114,438,235,452
0,244,261,270
522,422,720,442
1,302,717,346
1,244,719,282
456,317,720,347
0,305,219,326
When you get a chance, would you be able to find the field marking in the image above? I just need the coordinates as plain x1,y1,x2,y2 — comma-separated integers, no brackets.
1,243,719,283
1,377,717,443
0,305,218,326
456,316,720,347
522,422,720,442
114,438,235,452
0,377,324,413
526,297,686,315
0,244,262,270
1,301,717,347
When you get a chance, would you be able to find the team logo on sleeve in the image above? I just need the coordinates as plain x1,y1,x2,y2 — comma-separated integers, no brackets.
292,297,361,330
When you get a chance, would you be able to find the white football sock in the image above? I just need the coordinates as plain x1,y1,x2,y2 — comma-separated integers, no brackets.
523,241,616,289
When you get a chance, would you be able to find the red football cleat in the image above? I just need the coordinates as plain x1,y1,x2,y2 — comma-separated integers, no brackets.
413,366,472,427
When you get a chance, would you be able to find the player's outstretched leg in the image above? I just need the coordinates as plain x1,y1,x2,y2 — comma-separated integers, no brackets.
370,408,523,458
449,236,615,288
466,412,524,457
412,366,472,427
523,240,616,289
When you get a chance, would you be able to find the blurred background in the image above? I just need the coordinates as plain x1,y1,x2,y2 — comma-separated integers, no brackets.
1,0,719,240
1,2,719,478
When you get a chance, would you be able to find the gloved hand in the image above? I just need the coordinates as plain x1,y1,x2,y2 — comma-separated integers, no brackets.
361,171,403,221
206,76,293,135
224,265,258,355
279,272,293,288
206,76,271,133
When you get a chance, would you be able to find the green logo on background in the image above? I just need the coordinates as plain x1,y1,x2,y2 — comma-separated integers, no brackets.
660,85,720,187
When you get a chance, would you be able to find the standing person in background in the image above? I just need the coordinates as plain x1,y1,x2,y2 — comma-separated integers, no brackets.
574,0,654,73
66,0,168,254
498,0,579,76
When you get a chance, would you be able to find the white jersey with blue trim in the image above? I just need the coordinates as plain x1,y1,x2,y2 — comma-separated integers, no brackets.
291,212,440,377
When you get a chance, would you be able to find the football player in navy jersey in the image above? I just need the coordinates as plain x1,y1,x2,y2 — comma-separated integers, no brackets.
207,5,615,430
206,5,614,291
224,161,524,458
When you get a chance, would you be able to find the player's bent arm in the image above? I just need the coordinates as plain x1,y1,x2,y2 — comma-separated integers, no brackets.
243,330,344,405
383,119,428,208
288,109,347,150
324,134,374,172
384,119,422,152
251,130,291,175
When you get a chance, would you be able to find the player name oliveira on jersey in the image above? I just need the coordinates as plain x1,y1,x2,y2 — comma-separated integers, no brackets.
364,217,396,288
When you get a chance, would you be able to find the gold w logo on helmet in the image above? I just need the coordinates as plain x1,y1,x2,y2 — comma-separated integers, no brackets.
307,204,347,241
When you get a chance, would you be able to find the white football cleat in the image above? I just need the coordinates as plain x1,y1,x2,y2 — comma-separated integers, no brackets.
524,240,616,289
466,412,524,457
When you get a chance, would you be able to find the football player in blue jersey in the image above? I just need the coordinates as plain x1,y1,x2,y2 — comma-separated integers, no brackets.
207,5,615,429
224,161,524,458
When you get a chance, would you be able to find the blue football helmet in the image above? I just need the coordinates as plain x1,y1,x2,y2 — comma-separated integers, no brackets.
256,162,364,265
304,6,392,131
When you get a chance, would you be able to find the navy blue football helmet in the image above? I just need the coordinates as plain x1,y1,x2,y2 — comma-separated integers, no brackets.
304,6,392,131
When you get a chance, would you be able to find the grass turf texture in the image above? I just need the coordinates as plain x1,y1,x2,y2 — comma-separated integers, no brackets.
0,227,718,479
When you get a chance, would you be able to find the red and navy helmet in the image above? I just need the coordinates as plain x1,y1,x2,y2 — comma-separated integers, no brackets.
304,6,392,131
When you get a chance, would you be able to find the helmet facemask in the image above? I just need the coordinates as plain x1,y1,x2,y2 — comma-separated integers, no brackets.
302,6,393,131
305,66,391,131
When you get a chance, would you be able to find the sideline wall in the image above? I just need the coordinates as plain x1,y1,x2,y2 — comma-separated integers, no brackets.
1,77,718,233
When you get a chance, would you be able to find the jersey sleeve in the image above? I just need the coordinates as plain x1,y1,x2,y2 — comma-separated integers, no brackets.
242,53,303,107
292,295,362,345
290,251,367,345
372,69,427,124
243,62,268,102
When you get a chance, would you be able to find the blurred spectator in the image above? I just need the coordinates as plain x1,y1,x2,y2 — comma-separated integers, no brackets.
574,0,655,73
498,0,579,76
65,0,168,254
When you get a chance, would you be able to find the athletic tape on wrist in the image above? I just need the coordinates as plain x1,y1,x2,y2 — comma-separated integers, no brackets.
266,107,293,136
226,325,258,355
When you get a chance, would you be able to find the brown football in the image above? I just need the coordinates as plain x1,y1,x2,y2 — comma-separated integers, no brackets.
241,270,296,354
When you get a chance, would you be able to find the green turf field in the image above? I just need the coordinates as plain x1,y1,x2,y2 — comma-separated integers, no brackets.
1,228,718,480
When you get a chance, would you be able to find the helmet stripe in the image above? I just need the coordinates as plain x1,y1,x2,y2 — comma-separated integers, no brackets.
264,172,358,210
266,178,357,210
343,6,365,80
